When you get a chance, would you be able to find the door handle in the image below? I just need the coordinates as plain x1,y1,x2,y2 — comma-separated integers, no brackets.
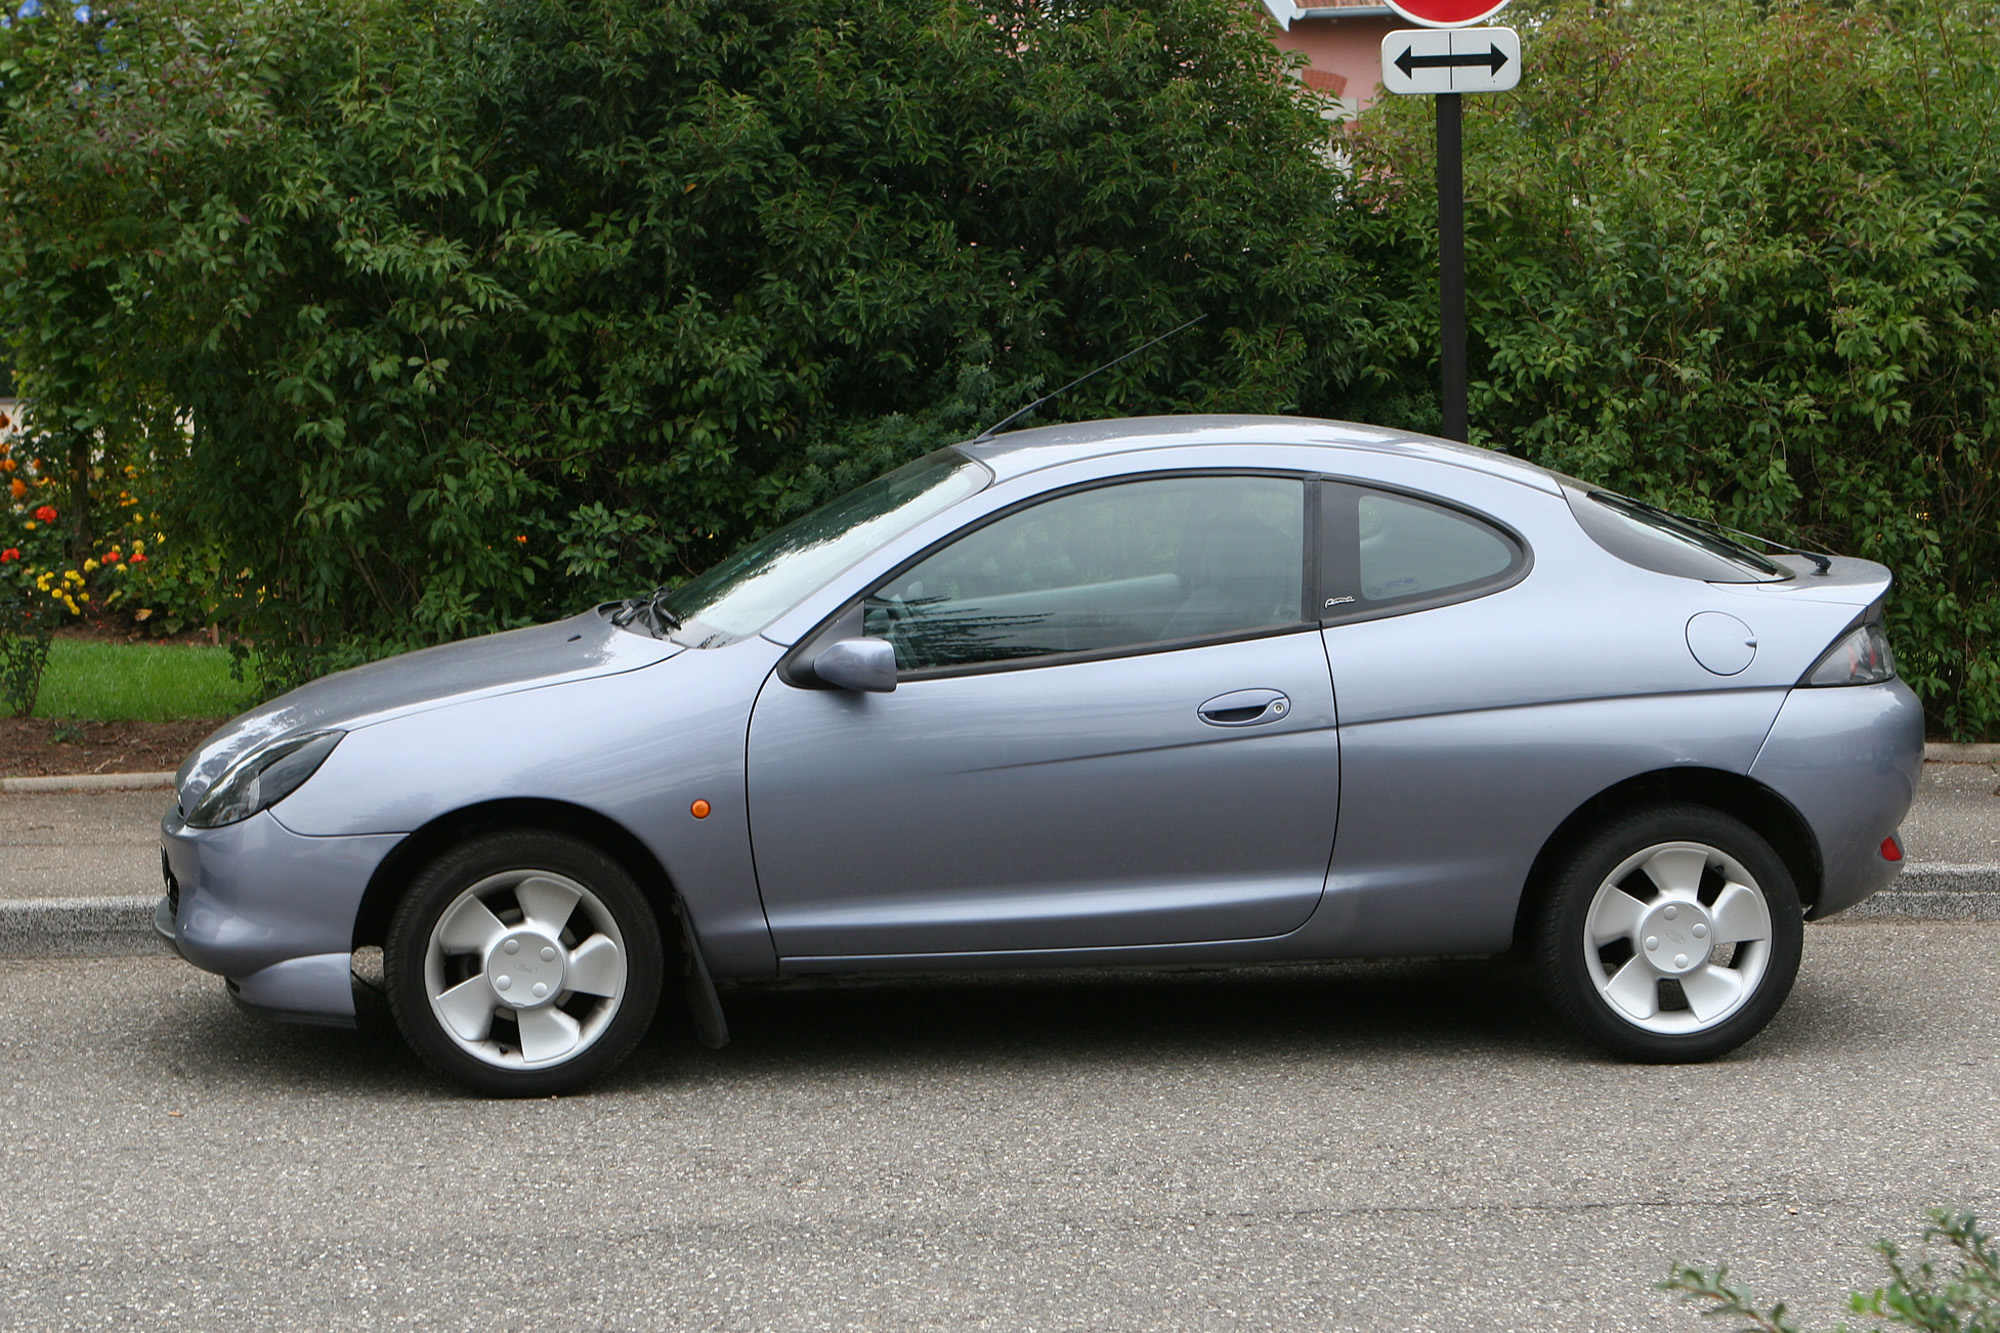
1197,689,1290,727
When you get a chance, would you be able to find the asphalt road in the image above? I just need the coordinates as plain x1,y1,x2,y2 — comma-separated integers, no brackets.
2,923,1995,1332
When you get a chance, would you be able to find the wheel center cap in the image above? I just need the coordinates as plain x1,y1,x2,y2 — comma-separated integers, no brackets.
485,930,567,1009
1637,901,1714,976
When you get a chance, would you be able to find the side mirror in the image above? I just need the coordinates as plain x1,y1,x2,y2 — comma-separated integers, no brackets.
812,637,898,693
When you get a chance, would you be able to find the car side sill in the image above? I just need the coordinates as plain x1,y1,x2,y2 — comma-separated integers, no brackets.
774,931,1331,974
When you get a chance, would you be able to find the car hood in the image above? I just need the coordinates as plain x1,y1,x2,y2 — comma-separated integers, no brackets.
174,608,681,811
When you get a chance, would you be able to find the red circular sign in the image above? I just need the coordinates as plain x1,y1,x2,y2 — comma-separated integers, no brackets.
1385,0,1509,28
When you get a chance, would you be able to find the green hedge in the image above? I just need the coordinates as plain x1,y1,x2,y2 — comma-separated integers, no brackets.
0,0,1360,675
1339,0,2000,736
8,0,2000,735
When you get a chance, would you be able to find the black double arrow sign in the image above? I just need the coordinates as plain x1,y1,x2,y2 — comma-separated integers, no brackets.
1393,42,1510,79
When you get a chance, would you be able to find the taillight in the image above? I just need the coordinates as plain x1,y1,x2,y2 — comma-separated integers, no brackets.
1804,622,1896,686
1880,835,1903,863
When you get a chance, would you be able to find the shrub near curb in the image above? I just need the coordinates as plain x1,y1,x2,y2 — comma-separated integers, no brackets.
0,436,69,714
1665,1209,1999,1331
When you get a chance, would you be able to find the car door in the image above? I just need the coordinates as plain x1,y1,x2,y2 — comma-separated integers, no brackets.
745,471,1340,960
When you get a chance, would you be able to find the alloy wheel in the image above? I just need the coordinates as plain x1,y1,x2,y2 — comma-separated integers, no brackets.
1581,840,1773,1036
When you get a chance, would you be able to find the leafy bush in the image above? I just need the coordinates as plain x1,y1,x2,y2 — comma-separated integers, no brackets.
0,431,72,714
14,0,2000,736
1665,1209,1998,1332
0,0,1360,672
1340,0,2000,736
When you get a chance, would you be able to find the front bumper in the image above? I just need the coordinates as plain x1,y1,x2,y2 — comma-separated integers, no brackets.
159,804,403,1025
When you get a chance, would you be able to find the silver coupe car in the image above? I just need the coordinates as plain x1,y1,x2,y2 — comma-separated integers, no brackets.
157,416,1922,1094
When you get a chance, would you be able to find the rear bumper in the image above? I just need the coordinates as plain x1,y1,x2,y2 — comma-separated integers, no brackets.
160,806,402,1024
1749,679,1925,918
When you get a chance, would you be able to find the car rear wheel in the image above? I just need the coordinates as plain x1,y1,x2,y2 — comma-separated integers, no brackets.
385,831,664,1096
1533,804,1803,1062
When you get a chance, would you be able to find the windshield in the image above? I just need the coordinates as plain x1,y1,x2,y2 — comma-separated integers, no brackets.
1563,485,1789,583
635,449,991,647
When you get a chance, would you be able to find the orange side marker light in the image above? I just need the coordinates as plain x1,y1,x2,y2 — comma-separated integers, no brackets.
690,800,711,820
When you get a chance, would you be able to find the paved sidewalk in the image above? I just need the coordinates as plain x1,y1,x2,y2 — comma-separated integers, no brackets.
1895,758,2000,862
1,789,166,901
4,762,1999,955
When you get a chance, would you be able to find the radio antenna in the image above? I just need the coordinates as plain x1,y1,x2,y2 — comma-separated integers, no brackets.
972,314,1207,442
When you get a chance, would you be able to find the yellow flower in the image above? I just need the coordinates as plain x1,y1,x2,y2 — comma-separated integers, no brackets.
23,521,34,530
82,559,98,573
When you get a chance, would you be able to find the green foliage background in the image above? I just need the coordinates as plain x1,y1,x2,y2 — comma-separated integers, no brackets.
1341,0,2000,736
5,0,2000,734
0,0,1359,675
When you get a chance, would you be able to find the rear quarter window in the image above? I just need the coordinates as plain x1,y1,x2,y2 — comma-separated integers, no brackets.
1320,482,1529,621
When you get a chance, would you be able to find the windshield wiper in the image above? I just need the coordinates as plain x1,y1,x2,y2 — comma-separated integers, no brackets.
1618,495,1834,576
609,587,683,638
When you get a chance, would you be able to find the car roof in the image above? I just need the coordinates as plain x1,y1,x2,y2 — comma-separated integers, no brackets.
954,414,1564,495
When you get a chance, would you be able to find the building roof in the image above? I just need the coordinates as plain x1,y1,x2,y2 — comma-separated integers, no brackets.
1260,0,1398,28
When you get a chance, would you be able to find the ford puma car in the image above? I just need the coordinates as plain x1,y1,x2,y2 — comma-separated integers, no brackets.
157,417,1922,1094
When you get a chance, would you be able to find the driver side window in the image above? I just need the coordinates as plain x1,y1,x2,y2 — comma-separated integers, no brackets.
865,474,1306,673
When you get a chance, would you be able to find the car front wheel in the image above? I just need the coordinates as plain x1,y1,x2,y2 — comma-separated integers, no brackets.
385,831,664,1095
1534,804,1804,1062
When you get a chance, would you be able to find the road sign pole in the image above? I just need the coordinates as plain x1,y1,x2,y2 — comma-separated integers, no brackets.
1436,91,1467,443
1383,13,1515,442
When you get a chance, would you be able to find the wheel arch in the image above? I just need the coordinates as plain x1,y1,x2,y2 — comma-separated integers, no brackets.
352,798,681,955
1511,767,1823,948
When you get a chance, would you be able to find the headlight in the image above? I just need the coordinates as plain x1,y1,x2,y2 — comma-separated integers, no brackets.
185,730,345,828
1804,623,1896,687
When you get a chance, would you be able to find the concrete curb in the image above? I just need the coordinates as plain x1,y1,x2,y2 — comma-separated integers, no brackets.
1,873,1995,960
0,895,162,957
1924,743,2000,763
1,771,176,793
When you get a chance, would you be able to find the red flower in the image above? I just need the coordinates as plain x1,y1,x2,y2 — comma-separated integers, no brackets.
0,548,18,562
101,552,120,564
128,553,147,564
33,505,57,523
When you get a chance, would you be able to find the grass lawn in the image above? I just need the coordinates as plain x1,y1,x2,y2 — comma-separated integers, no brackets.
33,638,257,722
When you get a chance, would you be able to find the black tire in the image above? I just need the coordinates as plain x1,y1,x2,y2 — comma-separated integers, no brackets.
1533,803,1804,1062
385,831,664,1096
